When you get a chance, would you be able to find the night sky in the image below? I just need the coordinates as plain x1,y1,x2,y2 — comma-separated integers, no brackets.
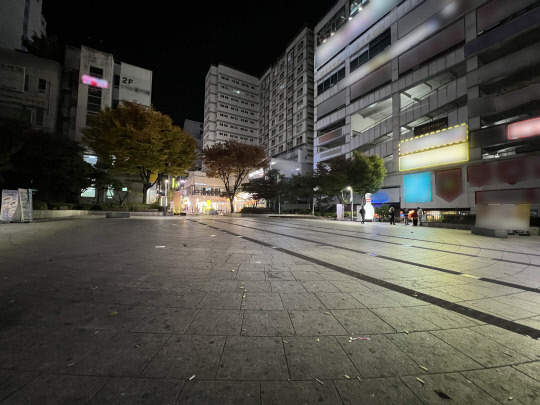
42,0,335,127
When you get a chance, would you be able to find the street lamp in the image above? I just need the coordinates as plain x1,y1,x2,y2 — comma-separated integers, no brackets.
347,186,353,221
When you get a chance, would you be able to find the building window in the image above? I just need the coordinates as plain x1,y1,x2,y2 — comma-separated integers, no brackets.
317,66,345,95
87,87,102,114
296,88,304,98
350,29,391,72
38,79,46,93
89,66,103,78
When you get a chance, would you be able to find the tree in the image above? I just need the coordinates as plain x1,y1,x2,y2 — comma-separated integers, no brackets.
313,152,387,210
82,102,197,203
314,156,350,203
348,152,387,205
242,169,283,209
203,141,269,213
0,118,93,202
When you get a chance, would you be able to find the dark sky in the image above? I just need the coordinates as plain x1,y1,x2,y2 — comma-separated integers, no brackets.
42,0,335,127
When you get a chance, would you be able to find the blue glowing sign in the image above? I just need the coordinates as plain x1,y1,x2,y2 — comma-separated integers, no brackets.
371,191,389,203
403,172,431,203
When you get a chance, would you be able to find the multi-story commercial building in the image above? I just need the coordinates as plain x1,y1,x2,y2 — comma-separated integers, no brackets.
313,0,540,213
203,64,259,148
61,45,152,143
183,118,204,170
0,0,47,51
203,28,315,175
0,48,61,132
61,45,153,202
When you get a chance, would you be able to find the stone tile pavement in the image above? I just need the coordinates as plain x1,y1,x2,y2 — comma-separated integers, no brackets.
1,215,540,403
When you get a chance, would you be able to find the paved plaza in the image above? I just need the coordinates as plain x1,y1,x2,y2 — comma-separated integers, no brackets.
1,215,540,404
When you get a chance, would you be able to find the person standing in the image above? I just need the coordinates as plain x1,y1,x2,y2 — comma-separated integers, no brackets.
389,206,395,225
360,205,366,224
417,207,424,226
412,209,418,226
403,209,408,225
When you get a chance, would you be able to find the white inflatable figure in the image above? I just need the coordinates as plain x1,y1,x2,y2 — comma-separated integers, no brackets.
364,193,374,221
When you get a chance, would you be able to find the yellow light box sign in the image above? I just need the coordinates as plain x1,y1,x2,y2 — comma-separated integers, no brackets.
399,124,468,156
399,142,469,171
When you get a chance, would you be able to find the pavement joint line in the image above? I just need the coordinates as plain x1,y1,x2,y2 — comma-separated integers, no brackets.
194,220,540,340
207,218,540,295
241,217,540,268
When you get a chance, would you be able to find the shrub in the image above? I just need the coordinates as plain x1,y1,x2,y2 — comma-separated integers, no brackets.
33,200,48,210
240,207,272,214
89,204,103,211
441,214,476,224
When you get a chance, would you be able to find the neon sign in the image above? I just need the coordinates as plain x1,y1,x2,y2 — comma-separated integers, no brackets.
398,124,469,171
82,75,109,89
508,117,540,140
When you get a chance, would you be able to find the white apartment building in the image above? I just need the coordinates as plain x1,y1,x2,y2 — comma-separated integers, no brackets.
258,27,314,173
314,0,540,212
0,0,46,51
61,45,152,143
203,64,259,148
203,28,315,175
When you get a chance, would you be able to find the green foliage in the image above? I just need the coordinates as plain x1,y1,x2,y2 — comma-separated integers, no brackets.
203,140,269,212
0,118,93,203
242,169,284,210
83,102,197,203
240,207,272,214
314,152,386,206
441,214,476,224
32,200,48,210
375,204,390,219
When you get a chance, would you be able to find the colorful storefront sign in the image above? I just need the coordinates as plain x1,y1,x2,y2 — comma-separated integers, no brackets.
435,168,462,202
399,124,469,171
403,172,431,203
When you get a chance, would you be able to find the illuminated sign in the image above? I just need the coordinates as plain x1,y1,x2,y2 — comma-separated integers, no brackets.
81,75,109,89
507,117,540,140
400,124,467,155
403,172,432,203
399,124,469,171
399,142,469,171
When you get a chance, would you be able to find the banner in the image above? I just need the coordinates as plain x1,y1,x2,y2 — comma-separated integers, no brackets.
435,168,462,202
336,204,344,221
18,188,33,222
1,190,19,222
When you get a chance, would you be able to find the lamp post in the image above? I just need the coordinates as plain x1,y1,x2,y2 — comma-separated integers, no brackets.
347,186,353,221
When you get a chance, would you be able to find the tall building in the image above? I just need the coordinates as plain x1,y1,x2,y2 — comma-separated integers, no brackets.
203,27,315,174
61,45,152,143
313,0,540,212
0,0,47,51
259,27,314,173
0,48,61,132
183,118,203,170
203,64,259,148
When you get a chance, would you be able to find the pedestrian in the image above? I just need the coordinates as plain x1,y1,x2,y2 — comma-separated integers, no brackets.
360,205,366,224
389,206,395,225
403,209,409,225
417,207,423,226
412,209,418,226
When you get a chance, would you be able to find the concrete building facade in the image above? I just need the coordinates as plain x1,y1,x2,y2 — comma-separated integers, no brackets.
313,0,540,213
258,27,314,173
0,0,47,51
203,64,259,148
61,45,152,143
0,48,61,133
203,28,315,175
